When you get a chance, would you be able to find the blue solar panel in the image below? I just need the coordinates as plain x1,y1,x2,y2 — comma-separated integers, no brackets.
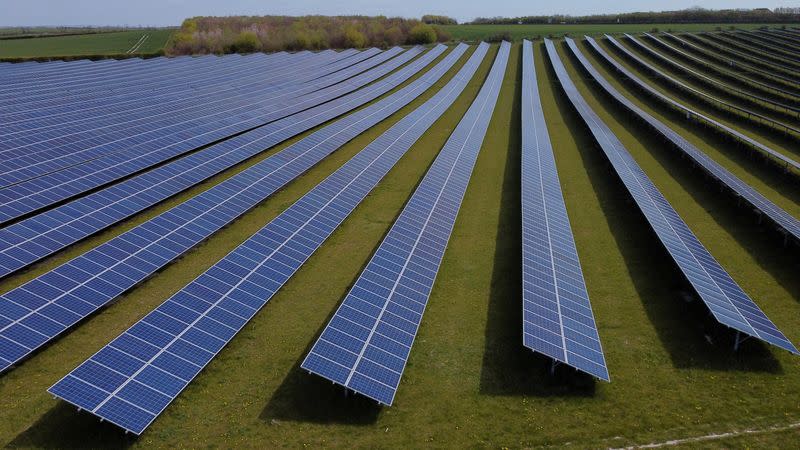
661,33,800,89
545,38,798,355
49,42,489,435
578,37,800,243
701,32,800,73
301,41,510,405
621,34,800,136
0,49,383,189
0,45,456,372
519,40,608,381
0,52,314,118
0,45,444,279
602,35,800,171
639,32,800,115
643,33,800,102
0,52,318,143
0,48,410,224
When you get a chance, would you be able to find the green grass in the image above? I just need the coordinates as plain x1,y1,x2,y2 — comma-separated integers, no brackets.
442,23,795,41
0,42,799,448
0,29,173,58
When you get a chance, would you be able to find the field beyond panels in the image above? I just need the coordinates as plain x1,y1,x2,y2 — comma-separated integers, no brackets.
0,29,173,58
443,23,796,40
0,37,799,448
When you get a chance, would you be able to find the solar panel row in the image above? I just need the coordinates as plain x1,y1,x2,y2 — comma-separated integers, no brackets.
0,51,332,136
622,34,800,136
606,35,800,141
663,33,800,91
0,52,317,111
545,38,798,355
603,35,800,171
639,33,800,115
0,49,384,184
644,33,800,102
0,52,301,116
688,33,800,82
0,45,445,371
706,32,800,72
0,48,415,224
0,46,447,279
302,41,510,405
518,40,608,381
49,41,489,435
579,36,800,243
734,31,800,61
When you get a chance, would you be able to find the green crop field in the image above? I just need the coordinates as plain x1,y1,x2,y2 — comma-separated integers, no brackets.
443,23,794,40
0,29,173,58
0,36,799,448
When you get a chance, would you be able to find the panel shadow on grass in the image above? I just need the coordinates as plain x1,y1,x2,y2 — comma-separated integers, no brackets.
555,40,782,373
478,45,597,397
7,402,135,449
260,365,382,425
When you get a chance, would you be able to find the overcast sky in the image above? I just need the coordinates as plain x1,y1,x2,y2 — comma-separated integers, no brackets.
2,0,798,27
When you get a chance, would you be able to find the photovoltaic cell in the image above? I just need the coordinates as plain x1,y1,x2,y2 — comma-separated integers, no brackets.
301,41,510,405
519,40,608,380
49,42,489,435
545,38,798,355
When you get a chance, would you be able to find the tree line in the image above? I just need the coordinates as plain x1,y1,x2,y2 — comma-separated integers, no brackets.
168,16,451,55
471,7,800,24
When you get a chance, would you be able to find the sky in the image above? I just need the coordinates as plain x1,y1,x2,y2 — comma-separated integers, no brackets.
2,0,798,27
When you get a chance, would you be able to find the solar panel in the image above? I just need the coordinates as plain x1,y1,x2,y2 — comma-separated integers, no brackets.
48,42,490,435
641,33,800,111
0,44,454,372
301,41,510,405
519,40,608,380
0,46,445,279
578,36,800,243
656,33,797,99
621,34,800,136
0,51,310,115
662,33,800,89
545,38,798,355
704,32,800,73
0,48,385,189
0,52,308,137
0,47,412,224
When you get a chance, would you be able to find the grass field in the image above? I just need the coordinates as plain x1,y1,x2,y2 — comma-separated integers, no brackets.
0,40,799,448
443,23,795,41
0,29,173,58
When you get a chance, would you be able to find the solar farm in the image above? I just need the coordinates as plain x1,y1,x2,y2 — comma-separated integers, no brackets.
0,28,799,448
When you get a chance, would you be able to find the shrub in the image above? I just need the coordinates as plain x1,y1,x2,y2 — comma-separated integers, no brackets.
433,25,451,42
343,26,367,48
408,23,437,44
421,15,457,25
384,26,404,46
231,31,260,53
